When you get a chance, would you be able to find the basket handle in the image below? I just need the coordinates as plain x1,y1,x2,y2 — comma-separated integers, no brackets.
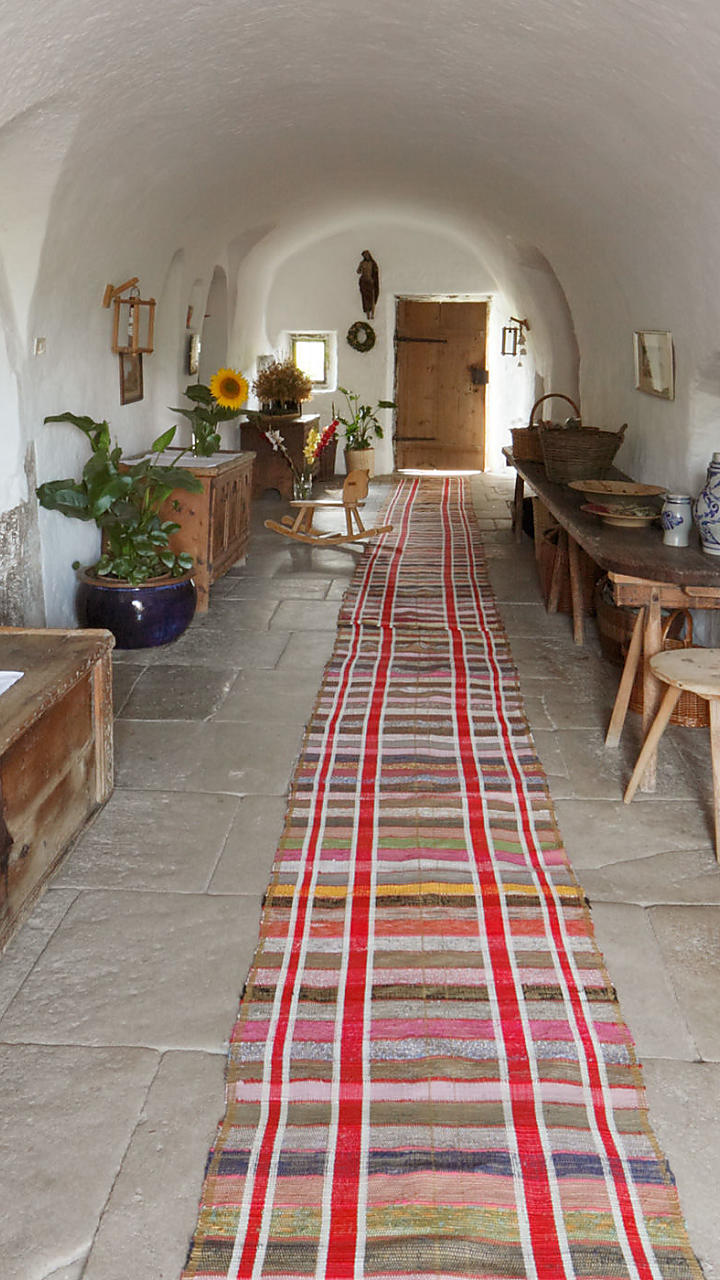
529,394,581,428
662,609,693,647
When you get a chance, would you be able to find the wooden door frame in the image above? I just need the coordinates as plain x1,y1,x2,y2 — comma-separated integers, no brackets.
393,294,492,471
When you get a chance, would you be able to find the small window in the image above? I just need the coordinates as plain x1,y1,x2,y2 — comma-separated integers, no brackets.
291,333,331,388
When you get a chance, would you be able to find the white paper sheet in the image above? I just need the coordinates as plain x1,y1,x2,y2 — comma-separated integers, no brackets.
0,671,23,696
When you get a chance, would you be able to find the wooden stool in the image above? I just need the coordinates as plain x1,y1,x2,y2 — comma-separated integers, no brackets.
624,647,720,859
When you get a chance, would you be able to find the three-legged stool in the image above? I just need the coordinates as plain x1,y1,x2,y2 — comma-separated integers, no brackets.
623,647,720,860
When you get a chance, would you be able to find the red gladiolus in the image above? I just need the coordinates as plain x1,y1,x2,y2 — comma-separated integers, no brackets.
314,419,338,459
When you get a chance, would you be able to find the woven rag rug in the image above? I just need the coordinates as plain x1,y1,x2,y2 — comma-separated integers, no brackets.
182,476,701,1280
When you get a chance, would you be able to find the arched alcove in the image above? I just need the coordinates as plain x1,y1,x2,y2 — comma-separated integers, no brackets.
199,266,228,385
232,207,578,473
151,248,186,439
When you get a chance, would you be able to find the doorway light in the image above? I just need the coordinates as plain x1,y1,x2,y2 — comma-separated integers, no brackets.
397,467,484,477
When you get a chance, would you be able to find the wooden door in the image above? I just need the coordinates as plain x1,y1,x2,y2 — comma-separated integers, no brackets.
394,300,488,469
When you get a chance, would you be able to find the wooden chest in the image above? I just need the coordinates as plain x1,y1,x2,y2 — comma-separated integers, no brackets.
153,450,255,612
0,627,114,951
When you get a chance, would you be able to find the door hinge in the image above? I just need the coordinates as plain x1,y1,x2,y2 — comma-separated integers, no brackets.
395,334,448,344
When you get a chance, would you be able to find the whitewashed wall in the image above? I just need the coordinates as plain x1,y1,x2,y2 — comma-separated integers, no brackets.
3,0,719,625
262,224,537,474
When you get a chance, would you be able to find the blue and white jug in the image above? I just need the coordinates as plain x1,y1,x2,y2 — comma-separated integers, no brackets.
661,494,692,547
694,453,720,555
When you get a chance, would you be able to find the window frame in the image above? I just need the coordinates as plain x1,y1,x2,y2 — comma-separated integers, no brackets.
289,332,333,391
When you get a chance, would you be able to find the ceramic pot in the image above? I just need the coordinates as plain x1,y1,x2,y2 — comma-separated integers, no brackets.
76,570,197,649
693,454,720,555
661,494,692,547
344,447,374,477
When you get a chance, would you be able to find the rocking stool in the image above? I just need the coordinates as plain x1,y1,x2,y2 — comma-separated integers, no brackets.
264,469,393,546
623,647,720,860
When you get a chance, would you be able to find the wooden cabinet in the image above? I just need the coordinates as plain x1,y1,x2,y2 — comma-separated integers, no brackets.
0,627,114,951
240,415,320,498
156,450,255,612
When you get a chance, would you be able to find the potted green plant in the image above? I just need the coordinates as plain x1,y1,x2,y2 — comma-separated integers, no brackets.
253,358,313,415
335,386,396,477
171,367,249,456
36,413,203,649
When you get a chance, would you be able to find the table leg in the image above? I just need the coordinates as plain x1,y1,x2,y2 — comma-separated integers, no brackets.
512,473,525,544
709,700,720,862
92,648,114,803
547,528,568,613
624,685,682,804
567,534,584,646
605,606,645,748
639,588,663,792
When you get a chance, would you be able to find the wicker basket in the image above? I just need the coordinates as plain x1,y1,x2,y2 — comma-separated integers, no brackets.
628,610,709,728
540,421,627,484
511,424,544,462
511,394,580,464
594,581,708,728
594,580,637,667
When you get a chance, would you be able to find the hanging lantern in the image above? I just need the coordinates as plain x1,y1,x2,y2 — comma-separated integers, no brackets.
501,325,519,356
103,278,156,354
501,316,530,357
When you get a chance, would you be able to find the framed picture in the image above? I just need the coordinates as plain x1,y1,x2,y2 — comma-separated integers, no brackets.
186,332,201,376
119,352,144,405
633,330,675,400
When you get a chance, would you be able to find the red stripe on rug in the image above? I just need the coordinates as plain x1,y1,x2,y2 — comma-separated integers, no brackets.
439,478,572,1278
233,479,416,1278
453,477,658,1279
324,479,419,1277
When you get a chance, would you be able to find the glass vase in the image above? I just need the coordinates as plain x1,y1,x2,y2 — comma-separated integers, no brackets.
293,473,313,501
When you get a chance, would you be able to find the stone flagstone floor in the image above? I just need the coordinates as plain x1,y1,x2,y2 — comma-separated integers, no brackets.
0,473,717,1280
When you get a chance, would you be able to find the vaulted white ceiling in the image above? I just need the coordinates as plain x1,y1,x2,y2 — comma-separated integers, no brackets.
7,0,715,266
3,0,719,498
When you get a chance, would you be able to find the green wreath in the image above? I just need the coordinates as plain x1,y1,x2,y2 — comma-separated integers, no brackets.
346,320,376,353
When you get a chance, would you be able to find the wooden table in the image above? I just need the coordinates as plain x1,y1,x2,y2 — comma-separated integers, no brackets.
0,627,114,949
505,452,720,790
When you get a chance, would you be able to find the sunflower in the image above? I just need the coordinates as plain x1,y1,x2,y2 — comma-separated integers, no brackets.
210,368,248,410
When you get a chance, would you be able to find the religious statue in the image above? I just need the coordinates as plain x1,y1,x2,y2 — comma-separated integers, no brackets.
357,251,379,320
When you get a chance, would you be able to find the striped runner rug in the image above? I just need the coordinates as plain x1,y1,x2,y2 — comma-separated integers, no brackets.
182,476,701,1279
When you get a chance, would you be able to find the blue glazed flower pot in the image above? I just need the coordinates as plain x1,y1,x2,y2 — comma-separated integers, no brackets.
76,570,197,649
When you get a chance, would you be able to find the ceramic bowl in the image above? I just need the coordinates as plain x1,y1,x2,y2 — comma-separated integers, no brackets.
580,501,659,528
569,479,666,506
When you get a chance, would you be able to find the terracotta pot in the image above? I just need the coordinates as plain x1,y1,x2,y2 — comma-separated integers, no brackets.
76,569,196,649
344,447,374,477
